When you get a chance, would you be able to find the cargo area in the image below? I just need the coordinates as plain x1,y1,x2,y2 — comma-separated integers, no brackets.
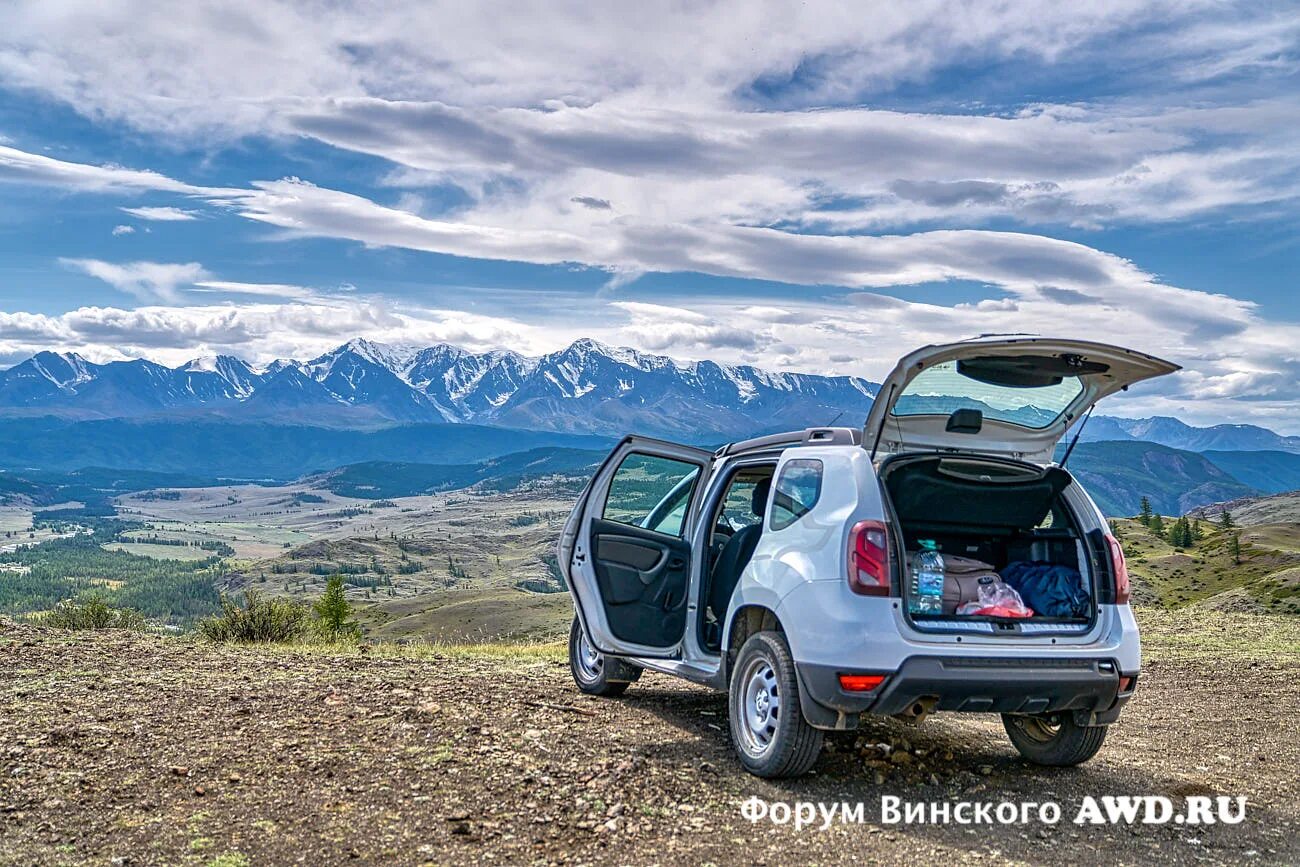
880,454,1098,630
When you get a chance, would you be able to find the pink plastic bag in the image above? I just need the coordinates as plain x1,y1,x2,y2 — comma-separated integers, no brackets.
956,579,1034,618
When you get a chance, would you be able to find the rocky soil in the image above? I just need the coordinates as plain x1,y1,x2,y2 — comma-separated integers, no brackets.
1,615,1297,866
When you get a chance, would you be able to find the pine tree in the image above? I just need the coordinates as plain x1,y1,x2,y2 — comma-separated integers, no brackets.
1138,497,1154,527
313,574,359,638
1169,516,1194,549
1191,518,1204,542
1228,532,1242,565
1219,510,1234,530
1148,512,1166,540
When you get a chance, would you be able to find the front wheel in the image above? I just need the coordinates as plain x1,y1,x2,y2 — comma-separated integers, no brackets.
568,616,641,697
1002,712,1107,766
728,631,823,778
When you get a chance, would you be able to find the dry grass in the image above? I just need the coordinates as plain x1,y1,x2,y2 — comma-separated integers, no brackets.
236,633,566,664
1135,604,1300,662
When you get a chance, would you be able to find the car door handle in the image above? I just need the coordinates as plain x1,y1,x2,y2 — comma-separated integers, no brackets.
667,557,685,569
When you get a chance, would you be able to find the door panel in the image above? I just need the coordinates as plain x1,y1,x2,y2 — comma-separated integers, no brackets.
565,436,712,658
591,520,692,645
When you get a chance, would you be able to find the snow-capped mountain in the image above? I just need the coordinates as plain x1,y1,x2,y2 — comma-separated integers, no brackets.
177,355,263,401
2,338,1295,451
304,340,446,422
0,338,880,438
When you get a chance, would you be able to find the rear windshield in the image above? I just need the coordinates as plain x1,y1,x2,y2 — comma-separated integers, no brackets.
893,360,1084,429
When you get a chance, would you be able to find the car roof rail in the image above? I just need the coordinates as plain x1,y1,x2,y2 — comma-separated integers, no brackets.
716,426,862,457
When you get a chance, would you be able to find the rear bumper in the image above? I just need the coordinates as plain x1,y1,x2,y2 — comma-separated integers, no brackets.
795,655,1135,731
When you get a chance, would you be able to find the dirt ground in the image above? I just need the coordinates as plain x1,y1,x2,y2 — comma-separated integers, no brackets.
1,615,1297,866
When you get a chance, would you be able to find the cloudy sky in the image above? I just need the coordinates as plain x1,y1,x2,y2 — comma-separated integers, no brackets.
0,1,1298,429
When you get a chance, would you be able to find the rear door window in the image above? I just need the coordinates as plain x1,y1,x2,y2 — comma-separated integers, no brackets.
770,459,823,530
602,453,701,537
892,359,1084,429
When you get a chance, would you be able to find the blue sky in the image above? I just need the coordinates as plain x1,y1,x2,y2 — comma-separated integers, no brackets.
0,1,1298,429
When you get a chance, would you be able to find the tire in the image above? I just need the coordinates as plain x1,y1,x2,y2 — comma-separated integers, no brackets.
728,631,823,778
1002,712,1108,766
568,616,641,697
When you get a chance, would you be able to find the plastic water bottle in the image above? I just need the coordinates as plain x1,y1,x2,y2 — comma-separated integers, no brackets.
909,539,945,615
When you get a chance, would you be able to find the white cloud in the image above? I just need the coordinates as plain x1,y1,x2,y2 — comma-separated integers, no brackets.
60,259,210,303
611,301,768,352
191,281,319,300
0,298,554,368
1,2,1291,133
1,2,1295,235
0,143,214,194
216,176,1251,334
111,224,134,236
0,4,1296,431
119,205,201,221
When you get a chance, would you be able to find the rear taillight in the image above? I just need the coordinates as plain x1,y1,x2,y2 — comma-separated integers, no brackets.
848,519,891,596
1104,534,1130,605
838,673,886,692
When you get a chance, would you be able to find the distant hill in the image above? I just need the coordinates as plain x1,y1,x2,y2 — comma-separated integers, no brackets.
1081,415,1300,454
1196,491,1300,527
1065,441,1258,516
316,448,604,498
0,418,611,479
1202,450,1300,494
0,467,228,509
1117,515,1300,614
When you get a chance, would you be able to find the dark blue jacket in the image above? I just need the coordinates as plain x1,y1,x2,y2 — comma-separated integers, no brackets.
1001,561,1090,618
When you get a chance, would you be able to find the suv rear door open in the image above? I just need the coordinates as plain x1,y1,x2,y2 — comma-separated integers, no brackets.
864,337,1179,464
563,436,713,658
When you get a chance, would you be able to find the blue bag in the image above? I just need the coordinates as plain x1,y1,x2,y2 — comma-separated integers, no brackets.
1001,561,1089,618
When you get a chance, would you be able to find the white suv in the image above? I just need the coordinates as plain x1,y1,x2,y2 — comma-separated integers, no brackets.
559,337,1176,778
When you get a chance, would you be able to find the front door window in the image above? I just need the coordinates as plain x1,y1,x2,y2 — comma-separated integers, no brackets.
602,453,701,537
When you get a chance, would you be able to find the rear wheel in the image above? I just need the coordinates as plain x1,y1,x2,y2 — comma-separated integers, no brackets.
728,631,823,778
1002,712,1107,766
568,616,641,697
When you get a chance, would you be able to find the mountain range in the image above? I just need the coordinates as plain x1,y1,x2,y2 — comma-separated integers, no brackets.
0,338,878,438
1077,415,1300,454
2,337,1298,453
2,341,1296,633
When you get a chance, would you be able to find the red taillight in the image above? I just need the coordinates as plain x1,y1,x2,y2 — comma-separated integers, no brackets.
1104,534,1131,605
838,673,886,692
848,519,891,596
1119,676,1135,692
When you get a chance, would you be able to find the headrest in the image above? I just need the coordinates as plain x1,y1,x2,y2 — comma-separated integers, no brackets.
751,476,773,515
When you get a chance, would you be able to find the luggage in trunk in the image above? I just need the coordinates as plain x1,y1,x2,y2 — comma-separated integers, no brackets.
882,454,1095,627
939,555,1001,615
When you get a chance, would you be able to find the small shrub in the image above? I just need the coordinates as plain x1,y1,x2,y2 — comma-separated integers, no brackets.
197,591,308,643
45,596,146,631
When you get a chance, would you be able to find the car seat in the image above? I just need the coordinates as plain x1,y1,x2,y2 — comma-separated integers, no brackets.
708,476,772,622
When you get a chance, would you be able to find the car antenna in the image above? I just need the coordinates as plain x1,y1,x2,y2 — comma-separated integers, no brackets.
1058,404,1094,467
823,409,845,427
